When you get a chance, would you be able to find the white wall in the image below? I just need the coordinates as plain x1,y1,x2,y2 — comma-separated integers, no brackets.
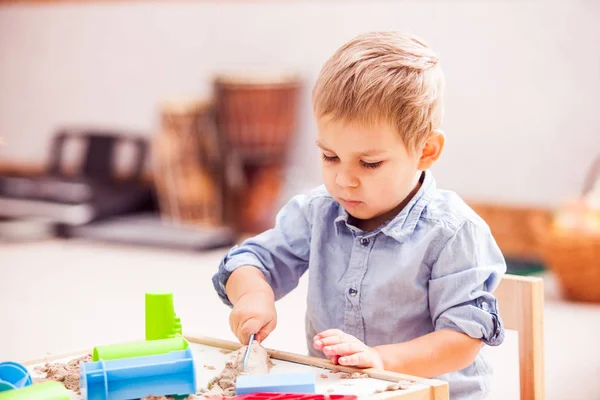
1,1,598,206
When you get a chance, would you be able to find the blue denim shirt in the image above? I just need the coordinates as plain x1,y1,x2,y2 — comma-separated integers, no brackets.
213,171,506,399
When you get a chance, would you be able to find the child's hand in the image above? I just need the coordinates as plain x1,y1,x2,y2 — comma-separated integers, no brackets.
230,291,277,345
313,329,384,369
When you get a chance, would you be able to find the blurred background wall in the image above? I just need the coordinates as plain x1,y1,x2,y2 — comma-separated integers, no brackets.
1,0,598,208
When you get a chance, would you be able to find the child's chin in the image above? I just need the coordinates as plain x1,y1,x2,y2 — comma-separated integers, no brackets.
345,208,375,220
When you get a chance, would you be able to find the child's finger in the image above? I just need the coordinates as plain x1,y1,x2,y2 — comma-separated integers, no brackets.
322,346,336,356
256,319,277,343
229,313,242,343
314,334,342,350
338,353,362,367
314,329,345,340
239,318,264,344
326,342,364,356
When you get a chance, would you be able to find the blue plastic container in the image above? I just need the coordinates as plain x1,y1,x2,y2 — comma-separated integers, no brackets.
0,362,32,392
236,373,316,395
80,348,196,400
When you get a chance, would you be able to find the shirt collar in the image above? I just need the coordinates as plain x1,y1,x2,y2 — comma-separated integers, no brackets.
334,171,436,243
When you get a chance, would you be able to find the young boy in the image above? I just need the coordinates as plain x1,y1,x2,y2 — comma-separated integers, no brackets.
212,32,505,399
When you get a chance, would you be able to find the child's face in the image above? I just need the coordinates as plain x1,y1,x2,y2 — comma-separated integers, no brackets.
316,117,424,227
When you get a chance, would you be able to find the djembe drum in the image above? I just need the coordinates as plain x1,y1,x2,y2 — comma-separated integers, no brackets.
213,73,302,233
153,99,226,227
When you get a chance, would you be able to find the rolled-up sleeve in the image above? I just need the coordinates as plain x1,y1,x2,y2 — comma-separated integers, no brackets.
212,194,312,307
428,220,506,346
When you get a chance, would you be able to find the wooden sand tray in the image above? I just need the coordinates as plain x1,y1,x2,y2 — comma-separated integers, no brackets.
21,335,449,400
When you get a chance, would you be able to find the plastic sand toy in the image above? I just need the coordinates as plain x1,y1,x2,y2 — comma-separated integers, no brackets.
80,348,196,400
0,362,31,392
0,381,70,400
92,336,189,362
145,292,182,340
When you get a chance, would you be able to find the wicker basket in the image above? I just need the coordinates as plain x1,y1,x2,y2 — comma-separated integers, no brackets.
537,155,600,303
469,203,551,262
539,231,600,302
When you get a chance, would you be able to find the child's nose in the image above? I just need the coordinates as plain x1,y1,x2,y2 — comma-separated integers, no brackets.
335,170,359,188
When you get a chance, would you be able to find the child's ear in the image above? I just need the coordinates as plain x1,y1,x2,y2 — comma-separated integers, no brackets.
417,129,445,170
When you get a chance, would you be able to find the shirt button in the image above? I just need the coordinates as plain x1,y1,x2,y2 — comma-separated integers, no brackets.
360,238,369,246
481,302,490,312
348,287,358,296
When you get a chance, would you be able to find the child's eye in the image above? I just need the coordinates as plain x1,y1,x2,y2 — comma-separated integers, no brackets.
322,154,339,162
361,160,383,169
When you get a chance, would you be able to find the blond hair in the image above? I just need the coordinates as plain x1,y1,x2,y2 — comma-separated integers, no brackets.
312,32,444,151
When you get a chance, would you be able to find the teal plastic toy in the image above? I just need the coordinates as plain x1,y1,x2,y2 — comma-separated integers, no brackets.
0,362,31,392
92,336,189,361
145,292,182,340
0,381,70,400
